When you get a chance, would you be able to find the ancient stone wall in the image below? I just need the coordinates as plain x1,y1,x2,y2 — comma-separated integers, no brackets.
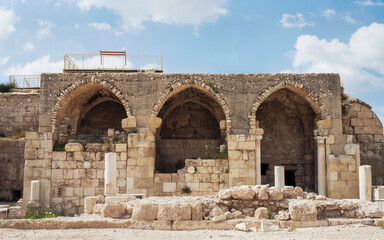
0,139,25,200
0,92,39,137
344,100,384,185
153,159,229,196
50,143,127,215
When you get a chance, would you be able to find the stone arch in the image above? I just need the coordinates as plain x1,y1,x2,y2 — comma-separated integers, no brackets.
153,81,231,173
151,81,231,133
51,77,131,136
249,81,325,129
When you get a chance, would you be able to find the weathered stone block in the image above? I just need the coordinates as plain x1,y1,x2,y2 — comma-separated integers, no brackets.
84,196,97,214
122,116,137,129
132,203,158,221
102,203,127,218
115,144,127,152
163,182,176,193
157,203,191,221
289,200,317,221
65,143,83,152
254,207,268,219
52,151,66,161
24,149,37,159
232,185,255,200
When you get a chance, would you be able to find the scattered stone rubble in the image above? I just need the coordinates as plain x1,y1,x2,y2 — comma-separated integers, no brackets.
78,185,384,231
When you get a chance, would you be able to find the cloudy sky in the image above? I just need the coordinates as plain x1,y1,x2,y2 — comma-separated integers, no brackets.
0,0,384,121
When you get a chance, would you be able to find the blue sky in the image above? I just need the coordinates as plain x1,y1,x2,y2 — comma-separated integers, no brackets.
0,0,384,121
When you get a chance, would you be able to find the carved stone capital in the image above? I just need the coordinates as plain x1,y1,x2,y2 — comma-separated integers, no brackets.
250,128,264,136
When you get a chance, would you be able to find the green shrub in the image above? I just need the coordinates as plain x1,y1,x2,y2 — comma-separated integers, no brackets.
0,82,16,93
267,208,275,220
25,206,57,219
181,185,191,194
102,139,114,152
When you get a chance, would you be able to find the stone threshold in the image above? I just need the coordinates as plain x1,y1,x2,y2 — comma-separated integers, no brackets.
0,217,383,230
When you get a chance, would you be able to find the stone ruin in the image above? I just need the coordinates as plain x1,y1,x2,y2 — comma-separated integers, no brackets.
0,72,383,230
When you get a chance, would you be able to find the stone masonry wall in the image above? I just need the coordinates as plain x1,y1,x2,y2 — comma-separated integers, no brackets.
0,139,25,200
344,100,384,185
0,92,39,137
50,143,127,215
153,159,229,196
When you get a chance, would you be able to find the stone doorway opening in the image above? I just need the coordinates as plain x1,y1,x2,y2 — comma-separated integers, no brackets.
256,88,318,192
155,87,227,173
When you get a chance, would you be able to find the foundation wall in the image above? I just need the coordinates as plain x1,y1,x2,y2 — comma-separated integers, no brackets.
0,139,25,200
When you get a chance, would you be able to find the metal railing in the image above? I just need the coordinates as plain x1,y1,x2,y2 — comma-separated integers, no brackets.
9,75,41,88
64,54,163,71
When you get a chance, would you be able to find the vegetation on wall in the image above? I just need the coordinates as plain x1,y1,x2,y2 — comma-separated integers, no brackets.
0,82,16,93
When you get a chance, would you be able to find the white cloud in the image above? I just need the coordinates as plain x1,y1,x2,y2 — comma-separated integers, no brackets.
74,23,80,29
36,20,54,39
321,9,336,20
0,56,9,65
22,42,34,51
74,0,227,34
6,55,62,75
355,0,384,6
342,15,357,24
285,22,384,94
89,22,111,31
0,7,17,39
280,13,314,28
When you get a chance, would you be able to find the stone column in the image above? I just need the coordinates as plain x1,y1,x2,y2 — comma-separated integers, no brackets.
316,136,327,196
274,166,285,189
359,165,372,201
29,180,40,204
105,152,117,195
253,128,264,185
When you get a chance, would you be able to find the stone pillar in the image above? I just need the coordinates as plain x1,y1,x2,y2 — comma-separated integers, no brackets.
274,166,285,189
105,152,117,195
359,165,372,201
316,136,327,196
253,128,264,185
28,180,40,204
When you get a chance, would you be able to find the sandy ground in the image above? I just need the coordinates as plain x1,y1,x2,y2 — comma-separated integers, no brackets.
0,224,383,240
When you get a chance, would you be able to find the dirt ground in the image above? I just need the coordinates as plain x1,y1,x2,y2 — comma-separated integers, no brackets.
0,224,383,240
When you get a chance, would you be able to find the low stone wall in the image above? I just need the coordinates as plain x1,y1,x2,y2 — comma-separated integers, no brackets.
50,143,127,215
153,159,229,196
0,92,39,137
0,139,25,200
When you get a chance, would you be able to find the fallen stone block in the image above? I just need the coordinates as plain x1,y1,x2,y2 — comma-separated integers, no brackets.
232,186,255,201
191,202,203,221
269,187,283,201
102,203,127,218
218,189,232,200
254,207,268,220
7,207,25,219
234,222,250,232
258,187,269,201
289,200,317,221
209,206,224,218
261,219,279,232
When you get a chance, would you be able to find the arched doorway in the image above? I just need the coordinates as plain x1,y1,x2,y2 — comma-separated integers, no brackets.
256,88,318,192
155,87,226,173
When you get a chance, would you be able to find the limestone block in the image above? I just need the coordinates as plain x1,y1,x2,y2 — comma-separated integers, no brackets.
52,151,66,161
65,143,83,152
261,219,280,232
157,203,191,221
293,187,304,197
115,144,127,152
132,203,158,221
122,116,137,130
275,211,290,221
40,140,53,151
105,195,135,204
191,202,203,221
326,134,335,145
26,132,39,140
7,206,26,219
269,187,283,201
219,120,226,130
228,150,242,160
234,222,250,232
218,188,232,200
316,117,332,129
24,149,37,159
238,142,255,150
232,185,255,200
163,182,176,193
148,115,162,129
102,203,127,218
209,206,224,218
254,207,268,219
374,186,384,200
288,200,317,221
84,196,97,214
359,201,384,218
93,204,104,214
258,187,269,200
